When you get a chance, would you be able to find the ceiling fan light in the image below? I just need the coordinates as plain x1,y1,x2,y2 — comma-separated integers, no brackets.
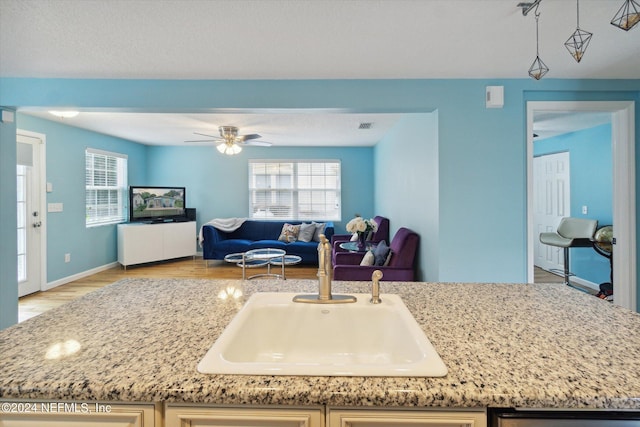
611,0,640,30
217,142,242,155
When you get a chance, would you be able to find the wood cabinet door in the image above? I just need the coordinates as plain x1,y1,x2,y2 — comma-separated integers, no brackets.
327,408,486,427
165,404,324,427
0,401,157,427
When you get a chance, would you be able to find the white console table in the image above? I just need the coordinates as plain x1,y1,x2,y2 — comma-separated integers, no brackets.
117,221,196,268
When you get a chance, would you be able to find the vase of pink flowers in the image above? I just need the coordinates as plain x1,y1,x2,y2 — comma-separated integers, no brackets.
345,215,378,250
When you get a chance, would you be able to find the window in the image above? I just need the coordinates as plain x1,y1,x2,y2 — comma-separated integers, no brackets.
85,148,128,227
249,160,341,221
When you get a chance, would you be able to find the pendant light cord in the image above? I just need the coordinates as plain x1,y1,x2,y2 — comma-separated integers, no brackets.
535,9,541,56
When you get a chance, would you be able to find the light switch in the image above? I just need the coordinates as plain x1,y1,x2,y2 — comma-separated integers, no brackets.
582,205,588,215
47,182,53,193
48,203,63,213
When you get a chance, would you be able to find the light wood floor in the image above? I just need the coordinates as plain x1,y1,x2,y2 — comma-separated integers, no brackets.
533,266,564,283
18,260,595,323
18,257,318,323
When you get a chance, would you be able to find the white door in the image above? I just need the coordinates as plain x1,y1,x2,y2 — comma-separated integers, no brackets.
17,133,44,297
533,152,570,273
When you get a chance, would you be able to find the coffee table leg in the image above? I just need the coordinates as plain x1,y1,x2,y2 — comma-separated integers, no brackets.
281,255,286,279
241,253,246,280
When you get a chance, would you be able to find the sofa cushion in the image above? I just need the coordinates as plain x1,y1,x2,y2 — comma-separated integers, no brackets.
297,222,316,242
360,250,375,266
286,241,320,257
248,240,287,251
373,240,390,266
312,222,326,242
278,223,300,242
215,239,254,255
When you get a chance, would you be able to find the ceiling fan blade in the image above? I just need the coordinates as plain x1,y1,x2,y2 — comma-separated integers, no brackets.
194,131,222,139
242,140,272,147
184,139,217,143
237,133,261,142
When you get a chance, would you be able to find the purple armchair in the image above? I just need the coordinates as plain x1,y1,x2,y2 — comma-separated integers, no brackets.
333,227,419,282
331,216,390,264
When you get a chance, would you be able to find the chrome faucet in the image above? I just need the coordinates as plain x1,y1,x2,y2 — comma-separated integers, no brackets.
370,270,383,304
293,234,357,304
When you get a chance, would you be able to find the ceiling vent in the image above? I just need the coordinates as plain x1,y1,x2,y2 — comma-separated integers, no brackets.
358,122,373,129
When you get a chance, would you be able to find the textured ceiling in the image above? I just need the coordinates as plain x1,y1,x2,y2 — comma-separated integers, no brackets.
1,0,639,79
3,0,634,145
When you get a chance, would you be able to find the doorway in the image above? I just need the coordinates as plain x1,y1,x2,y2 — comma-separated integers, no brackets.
16,130,46,297
526,101,636,311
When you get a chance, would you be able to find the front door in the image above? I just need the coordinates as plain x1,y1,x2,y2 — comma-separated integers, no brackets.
17,133,44,297
533,151,571,273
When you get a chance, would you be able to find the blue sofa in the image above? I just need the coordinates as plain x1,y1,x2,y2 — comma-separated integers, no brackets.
201,220,334,265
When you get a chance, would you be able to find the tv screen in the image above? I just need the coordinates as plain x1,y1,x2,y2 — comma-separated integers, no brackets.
129,186,186,222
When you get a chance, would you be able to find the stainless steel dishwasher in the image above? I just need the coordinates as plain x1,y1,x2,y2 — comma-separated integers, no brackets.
489,408,640,426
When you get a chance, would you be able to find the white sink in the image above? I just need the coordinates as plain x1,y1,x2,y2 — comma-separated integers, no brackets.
198,292,447,377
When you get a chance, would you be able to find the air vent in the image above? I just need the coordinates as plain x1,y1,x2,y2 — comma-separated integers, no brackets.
358,122,373,129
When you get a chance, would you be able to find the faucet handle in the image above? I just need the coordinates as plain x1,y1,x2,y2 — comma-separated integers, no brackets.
371,270,383,304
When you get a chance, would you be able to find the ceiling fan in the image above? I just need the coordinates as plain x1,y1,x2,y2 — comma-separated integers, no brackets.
185,125,272,155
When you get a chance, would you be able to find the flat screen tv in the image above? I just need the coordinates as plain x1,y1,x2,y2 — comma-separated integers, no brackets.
129,186,186,223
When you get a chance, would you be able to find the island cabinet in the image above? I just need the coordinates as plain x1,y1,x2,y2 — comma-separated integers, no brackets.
326,408,486,427
164,404,325,427
163,404,486,427
0,401,158,427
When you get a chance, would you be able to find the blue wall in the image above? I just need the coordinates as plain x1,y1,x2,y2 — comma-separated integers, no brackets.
0,78,639,328
16,114,149,283
145,145,374,234
534,124,613,285
375,113,439,281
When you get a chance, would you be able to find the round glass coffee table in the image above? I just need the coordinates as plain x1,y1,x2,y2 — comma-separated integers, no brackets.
269,254,302,279
224,248,288,280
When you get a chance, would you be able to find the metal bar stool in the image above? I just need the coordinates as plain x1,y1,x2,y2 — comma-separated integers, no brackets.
539,217,598,287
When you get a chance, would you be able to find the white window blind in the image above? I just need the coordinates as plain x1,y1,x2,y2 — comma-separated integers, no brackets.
249,160,341,221
85,148,128,227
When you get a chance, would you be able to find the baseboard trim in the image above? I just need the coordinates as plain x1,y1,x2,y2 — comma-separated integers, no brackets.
570,276,600,292
43,262,120,291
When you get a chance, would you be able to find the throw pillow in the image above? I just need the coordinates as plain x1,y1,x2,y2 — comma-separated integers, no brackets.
312,222,326,242
360,250,375,266
383,249,393,266
297,222,316,242
373,240,390,266
278,223,301,243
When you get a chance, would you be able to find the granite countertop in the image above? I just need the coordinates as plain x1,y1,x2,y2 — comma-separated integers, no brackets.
1,278,640,409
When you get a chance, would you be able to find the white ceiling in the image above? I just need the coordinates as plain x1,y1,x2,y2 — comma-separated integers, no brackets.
2,0,636,146
20,110,406,147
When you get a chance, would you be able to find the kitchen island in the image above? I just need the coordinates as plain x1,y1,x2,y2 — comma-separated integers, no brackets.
1,278,640,424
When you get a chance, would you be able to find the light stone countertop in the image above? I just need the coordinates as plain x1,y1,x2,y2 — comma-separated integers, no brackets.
1,278,640,409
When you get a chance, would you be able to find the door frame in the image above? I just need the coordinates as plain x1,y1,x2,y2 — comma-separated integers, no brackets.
526,101,636,311
17,129,47,295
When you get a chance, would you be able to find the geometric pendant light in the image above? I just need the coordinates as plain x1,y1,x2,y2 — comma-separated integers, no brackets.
611,0,640,31
564,0,593,62
529,10,550,80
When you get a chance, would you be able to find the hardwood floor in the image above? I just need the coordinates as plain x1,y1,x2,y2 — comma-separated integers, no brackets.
18,257,318,323
18,260,599,323
533,266,564,283
534,266,599,296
